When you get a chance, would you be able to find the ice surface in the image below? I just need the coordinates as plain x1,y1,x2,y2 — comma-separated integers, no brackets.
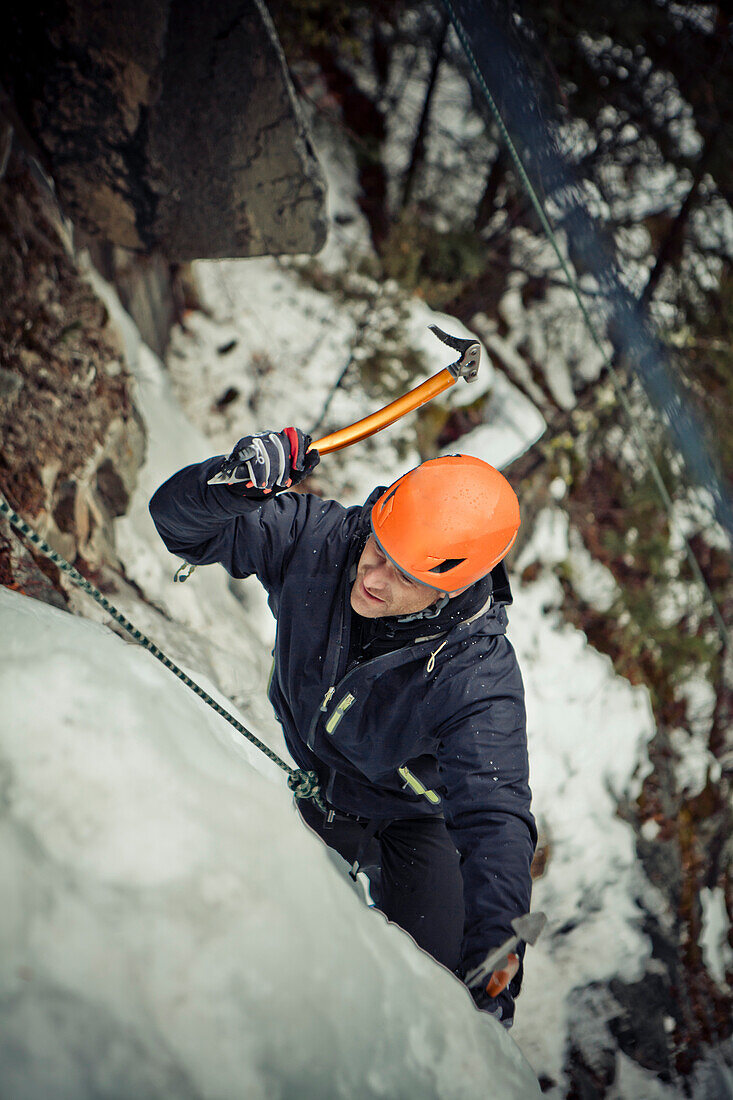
509,572,655,1083
0,588,541,1099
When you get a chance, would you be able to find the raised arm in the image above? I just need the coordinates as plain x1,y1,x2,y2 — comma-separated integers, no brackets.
149,427,324,596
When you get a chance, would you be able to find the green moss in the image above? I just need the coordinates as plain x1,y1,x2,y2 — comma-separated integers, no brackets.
357,305,426,399
558,408,728,721
285,258,429,401
267,0,367,58
380,212,489,310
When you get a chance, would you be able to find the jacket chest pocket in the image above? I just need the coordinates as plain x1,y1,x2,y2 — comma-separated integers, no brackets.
325,692,355,734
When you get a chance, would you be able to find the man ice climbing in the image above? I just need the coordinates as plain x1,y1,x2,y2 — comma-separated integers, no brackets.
149,427,536,1026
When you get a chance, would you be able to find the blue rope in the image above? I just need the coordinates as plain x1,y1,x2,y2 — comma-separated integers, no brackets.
442,0,729,647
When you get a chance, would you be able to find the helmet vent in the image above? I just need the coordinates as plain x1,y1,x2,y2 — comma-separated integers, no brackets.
379,484,399,518
428,557,466,575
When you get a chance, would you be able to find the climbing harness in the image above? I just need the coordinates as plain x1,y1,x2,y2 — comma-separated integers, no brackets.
0,492,326,813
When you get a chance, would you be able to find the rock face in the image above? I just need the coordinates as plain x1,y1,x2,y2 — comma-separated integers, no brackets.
2,0,328,260
0,146,144,595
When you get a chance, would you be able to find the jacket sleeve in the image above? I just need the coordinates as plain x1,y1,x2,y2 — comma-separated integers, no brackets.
148,456,343,603
434,636,537,981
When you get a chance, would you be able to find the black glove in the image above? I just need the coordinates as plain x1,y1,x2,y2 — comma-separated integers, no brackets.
207,428,320,495
460,951,520,1030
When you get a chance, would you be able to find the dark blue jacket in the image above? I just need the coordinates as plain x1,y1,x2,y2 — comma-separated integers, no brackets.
149,457,536,972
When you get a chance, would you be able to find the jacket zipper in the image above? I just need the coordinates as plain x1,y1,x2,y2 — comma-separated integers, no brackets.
325,692,355,734
306,685,335,749
306,649,394,749
305,591,495,752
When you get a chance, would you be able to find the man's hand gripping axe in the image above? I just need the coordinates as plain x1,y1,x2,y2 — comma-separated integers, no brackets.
464,911,547,999
310,325,480,456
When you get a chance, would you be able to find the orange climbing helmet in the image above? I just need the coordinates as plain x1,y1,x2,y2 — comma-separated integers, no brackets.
370,455,520,594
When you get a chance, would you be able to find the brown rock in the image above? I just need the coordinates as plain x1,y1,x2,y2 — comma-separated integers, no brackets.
95,458,129,518
3,0,327,260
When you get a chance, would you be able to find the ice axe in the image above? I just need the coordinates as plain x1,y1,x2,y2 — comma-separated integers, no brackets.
205,325,479,487
464,911,547,998
309,324,480,455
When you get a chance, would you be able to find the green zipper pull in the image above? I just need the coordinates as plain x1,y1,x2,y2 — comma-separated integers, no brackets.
325,692,355,734
398,766,442,806
320,687,335,711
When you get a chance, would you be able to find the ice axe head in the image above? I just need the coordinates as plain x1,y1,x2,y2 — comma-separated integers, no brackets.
510,911,547,946
429,324,480,382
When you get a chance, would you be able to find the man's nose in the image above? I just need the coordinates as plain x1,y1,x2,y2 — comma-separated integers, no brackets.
364,563,390,590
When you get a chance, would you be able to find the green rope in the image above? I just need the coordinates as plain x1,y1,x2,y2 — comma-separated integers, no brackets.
0,493,326,813
442,0,729,649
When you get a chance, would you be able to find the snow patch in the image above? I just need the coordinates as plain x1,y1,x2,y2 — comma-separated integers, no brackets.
700,888,733,988
566,528,620,613
515,507,570,571
508,571,656,1083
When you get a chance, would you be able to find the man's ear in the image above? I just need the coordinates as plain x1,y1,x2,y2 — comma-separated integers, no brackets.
447,586,469,598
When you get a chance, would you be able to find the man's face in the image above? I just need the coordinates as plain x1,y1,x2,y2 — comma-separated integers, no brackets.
350,536,445,619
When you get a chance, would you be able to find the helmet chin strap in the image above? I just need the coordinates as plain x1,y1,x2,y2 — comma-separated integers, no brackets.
396,592,451,624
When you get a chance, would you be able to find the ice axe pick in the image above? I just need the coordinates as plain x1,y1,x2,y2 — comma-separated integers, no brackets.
464,911,547,997
309,325,480,456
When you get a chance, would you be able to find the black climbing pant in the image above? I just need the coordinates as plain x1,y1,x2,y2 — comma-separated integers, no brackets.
297,799,465,971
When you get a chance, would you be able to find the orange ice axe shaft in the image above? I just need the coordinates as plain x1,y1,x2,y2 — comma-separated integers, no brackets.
311,325,480,456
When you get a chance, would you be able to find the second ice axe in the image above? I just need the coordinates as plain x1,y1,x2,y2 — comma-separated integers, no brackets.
464,911,547,997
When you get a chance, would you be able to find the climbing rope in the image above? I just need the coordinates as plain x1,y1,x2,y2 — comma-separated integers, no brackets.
0,492,326,813
442,0,729,648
